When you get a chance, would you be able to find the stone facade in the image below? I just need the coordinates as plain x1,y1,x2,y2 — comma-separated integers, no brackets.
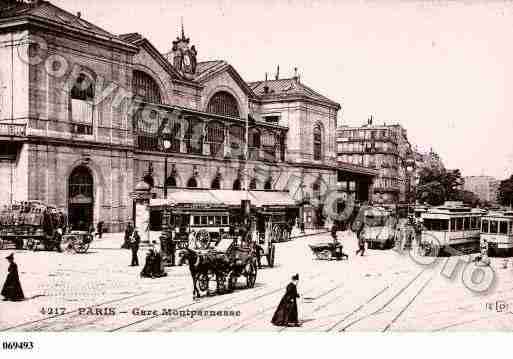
0,1,341,231
337,121,414,204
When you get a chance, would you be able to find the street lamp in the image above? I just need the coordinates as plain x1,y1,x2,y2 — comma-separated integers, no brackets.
404,158,415,215
163,139,171,199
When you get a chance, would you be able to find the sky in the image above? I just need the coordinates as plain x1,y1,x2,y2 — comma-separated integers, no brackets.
52,0,513,180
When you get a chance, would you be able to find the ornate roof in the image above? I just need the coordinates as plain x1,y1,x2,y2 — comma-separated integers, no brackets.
0,1,118,40
249,78,340,108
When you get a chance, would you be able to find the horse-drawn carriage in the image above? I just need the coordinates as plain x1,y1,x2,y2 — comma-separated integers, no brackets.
59,230,93,254
180,237,258,299
0,201,66,251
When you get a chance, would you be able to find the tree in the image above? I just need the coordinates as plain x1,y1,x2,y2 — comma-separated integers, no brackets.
498,175,513,207
417,181,446,206
460,190,480,207
416,166,464,206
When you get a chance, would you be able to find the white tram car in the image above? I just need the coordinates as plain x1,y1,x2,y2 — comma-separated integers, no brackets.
420,205,482,256
362,207,395,249
480,211,513,257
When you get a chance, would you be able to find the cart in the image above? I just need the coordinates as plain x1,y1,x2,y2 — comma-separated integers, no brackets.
309,242,348,260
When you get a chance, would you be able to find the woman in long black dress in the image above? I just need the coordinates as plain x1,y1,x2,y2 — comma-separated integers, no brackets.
271,274,300,327
1,253,25,301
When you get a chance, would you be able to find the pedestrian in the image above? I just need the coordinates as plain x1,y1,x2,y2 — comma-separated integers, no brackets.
300,221,305,234
96,221,104,239
129,228,141,267
122,221,134,249
355,222,366,256
271,273,301,327
330,223,337,241
1,253,25,301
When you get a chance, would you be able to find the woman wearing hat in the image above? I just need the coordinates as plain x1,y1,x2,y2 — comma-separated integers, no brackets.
1,253,25,301
271,273,301,327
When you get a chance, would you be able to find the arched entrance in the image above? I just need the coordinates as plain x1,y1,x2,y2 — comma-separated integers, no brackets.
68,166,94,231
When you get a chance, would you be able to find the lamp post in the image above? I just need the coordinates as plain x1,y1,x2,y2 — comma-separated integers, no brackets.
163,139,171,199
404,158,415,215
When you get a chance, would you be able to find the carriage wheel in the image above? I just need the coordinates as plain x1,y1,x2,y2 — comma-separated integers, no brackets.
196,273,210,296
267,244,275,267
245,262,257,288
195,230,210,249
25,238,34,251
62,236,76,253
73,241,90,254
317,249,332,260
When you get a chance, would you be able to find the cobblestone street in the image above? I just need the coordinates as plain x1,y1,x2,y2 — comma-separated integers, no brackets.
1,231,512,332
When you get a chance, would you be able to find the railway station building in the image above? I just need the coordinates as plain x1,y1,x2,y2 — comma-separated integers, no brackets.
0,0,373,231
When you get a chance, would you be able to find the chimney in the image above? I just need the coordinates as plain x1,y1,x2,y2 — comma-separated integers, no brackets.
265,72,268,82
77,11,81,18
275,65,280,80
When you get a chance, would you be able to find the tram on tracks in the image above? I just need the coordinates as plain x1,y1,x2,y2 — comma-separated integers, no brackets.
362,207,396,250
419,205,482,256
148,189,299,267
480,211,513,257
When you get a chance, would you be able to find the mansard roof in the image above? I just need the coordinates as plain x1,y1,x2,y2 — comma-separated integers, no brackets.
249,78,340,109
0,1,136,52
2,1,112,39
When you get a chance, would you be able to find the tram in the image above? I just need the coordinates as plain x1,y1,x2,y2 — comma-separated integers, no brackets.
419,205,482,256
480,211,513,257
362,207,395,249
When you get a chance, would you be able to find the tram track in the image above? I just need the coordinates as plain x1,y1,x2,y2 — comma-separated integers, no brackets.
334,268,433,332
134,271,327,332
107,270,325,332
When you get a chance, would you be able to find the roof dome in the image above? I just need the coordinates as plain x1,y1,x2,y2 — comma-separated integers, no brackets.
134,180,151,192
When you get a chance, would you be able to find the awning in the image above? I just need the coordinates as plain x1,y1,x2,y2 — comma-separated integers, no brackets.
248,190,297,208
148,189,297,209
149,189,223,208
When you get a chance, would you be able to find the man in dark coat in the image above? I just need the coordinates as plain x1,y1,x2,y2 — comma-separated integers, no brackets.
1,253,25,301
355,222,366,256
96,221,104,239
130,228,141,266
122,222,134,249
271,273,300,327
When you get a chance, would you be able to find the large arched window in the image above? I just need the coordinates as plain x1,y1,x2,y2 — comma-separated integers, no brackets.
70,73,94,134
207,91,240,117
264,179,272,190
132,70,162,104
206,121,225,158
313,123,323,161
68,166,94,230
249,178,257,190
